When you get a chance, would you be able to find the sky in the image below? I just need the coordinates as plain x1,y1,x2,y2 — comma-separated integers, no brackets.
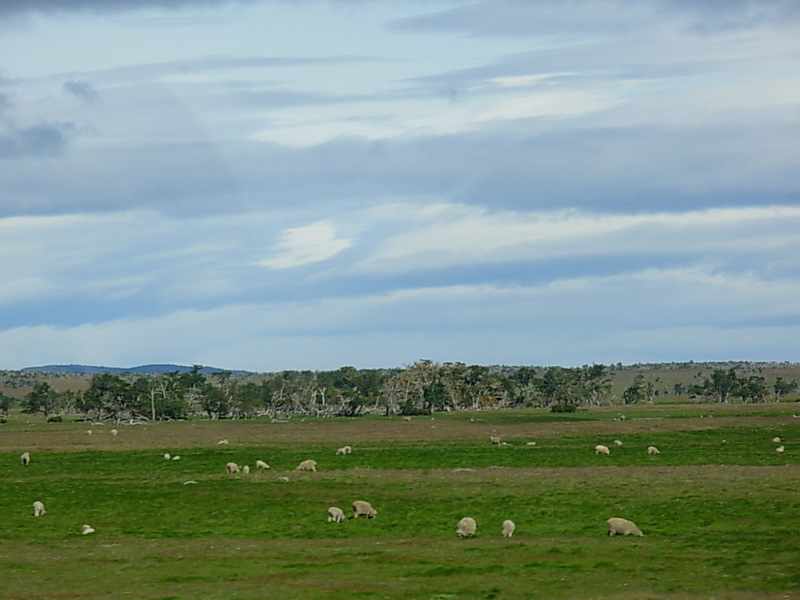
1,0,799,372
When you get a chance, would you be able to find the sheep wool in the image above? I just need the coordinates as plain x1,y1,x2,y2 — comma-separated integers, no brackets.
501,519,516,538
328,506,345,523
647,446,660,455
595,445,611,455
226,462,240,475
256,460,270,469
82,524,95,535
20,452,31,466
352,500,377,519
607,517,643,537
336,445,352,455
32,501,46,517
296,459,317,472
457,517,477,538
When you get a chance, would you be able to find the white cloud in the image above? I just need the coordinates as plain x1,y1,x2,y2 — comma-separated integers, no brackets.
258,221,352,269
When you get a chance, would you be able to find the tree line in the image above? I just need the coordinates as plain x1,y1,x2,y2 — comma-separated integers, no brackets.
4,362,797,423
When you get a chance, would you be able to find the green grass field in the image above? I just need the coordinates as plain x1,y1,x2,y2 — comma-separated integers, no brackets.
1,404,799,599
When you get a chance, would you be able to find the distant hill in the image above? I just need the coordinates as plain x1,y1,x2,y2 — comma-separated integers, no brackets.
21,364,249,375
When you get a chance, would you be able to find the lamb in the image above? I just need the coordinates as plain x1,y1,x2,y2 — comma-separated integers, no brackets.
776,445,785,453
256,460,270,470
614,440,623,446
217,439,229,445
456,517,477,537
20,452,31,466
32,501,46,517
164,453,171,460
647,446,660,455
242,465,250,474
171,455,181,461
82,524,95,535
607,517,643,537
595,445,611,455
772,437,782,443
226,461,240,475
336,445,352,455
501,519,516,538
111,429,118,436
352,500,377,519
490,436,502,445
328,506,345,523
296,459,317,472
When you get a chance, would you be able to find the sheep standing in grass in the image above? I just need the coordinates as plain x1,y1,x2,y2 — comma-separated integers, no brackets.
490,436,502,445
457,517,477,537
614,440,623,446
226,462,240,475
82,524,95,535
647,446,660,455
607,517,643,537
595,445,611,455
501,519,516,538
20,452,31,466
352,500,377,519
328,507,345,523
32,501,46,517
242,465,250,474
164,453,171,460
336,446,352,455
296,459,317,472
772,437,782,443
776,446,785,453
256,460,270,470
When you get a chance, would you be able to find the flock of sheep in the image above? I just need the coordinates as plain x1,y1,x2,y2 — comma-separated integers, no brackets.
17,430,789,539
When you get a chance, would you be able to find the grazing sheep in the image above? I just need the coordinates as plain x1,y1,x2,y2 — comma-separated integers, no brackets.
607,517,643,537
501,519,516,538
595,445,611,455
296,459,317,472
336,445,352,455
526,441,537,446
490,436,502,445
226,461,240,475
82,524,95,535
20,452,31,466
402,416,412,422
456,517,477,538
328,506,345,523
164,453,171,460
776,445,785,453
647,446,660,455
111,429,118,436
277,476,290,482
217,439,229,445
171,455,181,461
256,460,270,470
352,500,377,519
242,465,250,474
614,440,623,446
87,430,92,436
32,501,46,517
772,437,782,443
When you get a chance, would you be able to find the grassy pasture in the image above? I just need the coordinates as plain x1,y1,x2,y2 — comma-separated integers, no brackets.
1,405,799,599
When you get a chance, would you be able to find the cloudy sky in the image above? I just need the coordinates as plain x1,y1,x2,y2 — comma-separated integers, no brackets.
1,0,798,372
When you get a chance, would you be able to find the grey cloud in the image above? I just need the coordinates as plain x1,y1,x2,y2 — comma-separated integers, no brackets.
0,122,74,159
63,80,99,101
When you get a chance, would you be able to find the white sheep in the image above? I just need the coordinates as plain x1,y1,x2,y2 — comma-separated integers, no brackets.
776,445,785,453
352,500,377,519
607,517,643,537
402,416,412,422
256,460,270,470
32,501,46,517
20,452,31,466
526,441,537,446
595,445,611,455
772,437,782,443
456,517,477,537
336,445,352,455
111,429,118,436
171,455,181,461
501,519,516,538
164,453,171,460
226,461,240,475
647,446,660,455
82,524,95,535
296,459,317,472
87,430,92,436
614,440,623,446
490,436,502,445
242,465,250,474
217,439,229,445
328,506,345,523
